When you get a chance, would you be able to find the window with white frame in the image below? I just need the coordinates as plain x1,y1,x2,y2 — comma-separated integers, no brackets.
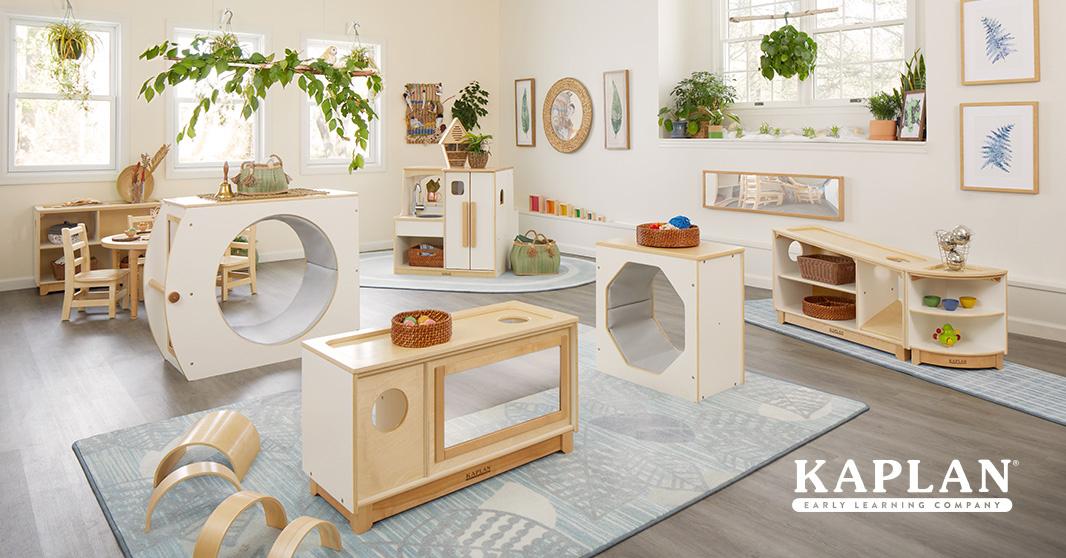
722,0,911,105
302,38,383,172
170,27,264,169
7,15,119,174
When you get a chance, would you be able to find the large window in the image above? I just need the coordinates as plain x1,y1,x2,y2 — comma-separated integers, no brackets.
170,27,265,172
301,37,384,173
6,15,120,176
722,0,911,106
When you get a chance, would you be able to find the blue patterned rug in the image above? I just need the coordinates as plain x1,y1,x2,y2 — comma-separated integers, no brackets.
359,250,596,293
745,298,1066,427
73,327,866,557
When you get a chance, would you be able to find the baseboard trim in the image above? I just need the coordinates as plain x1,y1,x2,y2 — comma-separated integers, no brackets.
1009,317,1066,343
0,277,35,292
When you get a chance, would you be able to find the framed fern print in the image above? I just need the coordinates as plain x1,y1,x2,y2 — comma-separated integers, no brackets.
515,79,535,147
960,102,1038,194
603,70,629,150
961,0,1040,85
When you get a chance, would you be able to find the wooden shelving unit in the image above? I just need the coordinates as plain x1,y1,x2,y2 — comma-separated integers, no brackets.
34,200,161,295
773,226,1007,369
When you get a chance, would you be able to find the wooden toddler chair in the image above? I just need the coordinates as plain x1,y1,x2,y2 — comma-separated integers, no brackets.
61,223,130,320
217,225,258,302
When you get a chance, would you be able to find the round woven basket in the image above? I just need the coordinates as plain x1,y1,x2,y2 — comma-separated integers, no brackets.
390,309,453,348
635,223,700,248
446,151,468,168
468,152,489,169
802,295,856,321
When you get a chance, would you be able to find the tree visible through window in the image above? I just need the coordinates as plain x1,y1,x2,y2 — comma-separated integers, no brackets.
8,16,117,171
722,0,909,105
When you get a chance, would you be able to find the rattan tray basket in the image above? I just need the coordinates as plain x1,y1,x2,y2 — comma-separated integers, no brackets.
797,254,856,285
802,295,856,321
636,224,700,248
408,245,443,268
391,309,453,348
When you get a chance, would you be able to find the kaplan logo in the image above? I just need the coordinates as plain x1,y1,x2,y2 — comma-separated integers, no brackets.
792,459,1014,513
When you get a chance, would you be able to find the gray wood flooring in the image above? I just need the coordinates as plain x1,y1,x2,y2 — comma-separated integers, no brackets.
1,258,1064,557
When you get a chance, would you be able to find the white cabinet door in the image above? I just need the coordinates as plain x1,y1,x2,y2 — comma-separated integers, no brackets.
469,173,496,271
444,172,470,270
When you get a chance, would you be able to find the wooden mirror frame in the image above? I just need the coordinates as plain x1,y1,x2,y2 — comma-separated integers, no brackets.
702,171,844,221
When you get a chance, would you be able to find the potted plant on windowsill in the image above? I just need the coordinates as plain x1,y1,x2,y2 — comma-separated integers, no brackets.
673,71,739,138
689,107,740,139
657,106,688,139
865,91,900,141
460,132,492,168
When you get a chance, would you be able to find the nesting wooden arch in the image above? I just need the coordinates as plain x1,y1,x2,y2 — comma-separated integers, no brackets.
192,491,287,558
153,410,261,487
267,516,343,557
145,462,241,532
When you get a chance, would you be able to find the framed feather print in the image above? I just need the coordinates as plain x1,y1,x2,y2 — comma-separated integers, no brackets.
960,102,1038,194
603,70,629,150
961,0,1040,85
515,78,535,147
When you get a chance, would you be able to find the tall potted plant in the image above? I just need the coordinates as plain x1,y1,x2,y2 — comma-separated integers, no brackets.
451,81,490,131
865,92,900,141
671,71,738,138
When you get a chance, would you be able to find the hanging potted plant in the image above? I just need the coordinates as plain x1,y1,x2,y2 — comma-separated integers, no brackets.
759,23,818,81
865,91,900,141
46,19,96,61
460,132,492,169
40,19,98,108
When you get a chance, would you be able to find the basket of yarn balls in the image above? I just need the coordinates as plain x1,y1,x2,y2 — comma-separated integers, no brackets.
636,216,700,248
390,309,453,348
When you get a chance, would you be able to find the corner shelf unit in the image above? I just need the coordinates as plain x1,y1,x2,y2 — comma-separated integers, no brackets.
772,226,1007,370
34,200,162,295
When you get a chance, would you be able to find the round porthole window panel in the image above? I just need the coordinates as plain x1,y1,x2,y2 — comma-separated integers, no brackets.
372,388,408,433
604,262,686,375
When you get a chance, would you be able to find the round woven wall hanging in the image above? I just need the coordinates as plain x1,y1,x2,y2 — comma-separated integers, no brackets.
542,77,592,153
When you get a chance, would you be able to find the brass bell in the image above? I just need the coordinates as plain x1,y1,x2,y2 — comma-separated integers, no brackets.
216,161,235,199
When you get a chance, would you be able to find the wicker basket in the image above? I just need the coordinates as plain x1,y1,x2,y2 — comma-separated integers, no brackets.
797,254,856,285
636,223,700,248
408,245,443,268
468,152,489,169
802,295,856,321
446,151,468,168
391,309,453,348
51,257,99,281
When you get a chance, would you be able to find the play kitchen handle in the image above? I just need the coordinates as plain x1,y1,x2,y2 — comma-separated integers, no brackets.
461,202,476,247
510,230,561,275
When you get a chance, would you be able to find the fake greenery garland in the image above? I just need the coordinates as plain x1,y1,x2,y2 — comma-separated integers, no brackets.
139,35,383,172
759,24,818,81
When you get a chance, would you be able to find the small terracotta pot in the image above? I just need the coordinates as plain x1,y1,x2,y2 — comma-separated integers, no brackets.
869,120,898,141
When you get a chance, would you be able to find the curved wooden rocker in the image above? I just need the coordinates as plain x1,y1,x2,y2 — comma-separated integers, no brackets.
145,462,242,532
267,516,343,557
153,410,260,487
193,491,287,558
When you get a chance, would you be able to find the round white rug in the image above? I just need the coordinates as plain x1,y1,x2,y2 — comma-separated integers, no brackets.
359,250,596,293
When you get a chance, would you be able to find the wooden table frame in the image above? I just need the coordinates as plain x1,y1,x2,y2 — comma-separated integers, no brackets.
101,233,149,319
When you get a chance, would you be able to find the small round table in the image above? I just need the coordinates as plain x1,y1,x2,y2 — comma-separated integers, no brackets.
101,233,149,319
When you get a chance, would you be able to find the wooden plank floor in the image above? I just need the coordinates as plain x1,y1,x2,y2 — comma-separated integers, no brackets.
0,259,1063,557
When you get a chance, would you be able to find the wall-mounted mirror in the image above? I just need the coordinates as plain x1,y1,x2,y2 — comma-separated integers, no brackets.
703,171,844,221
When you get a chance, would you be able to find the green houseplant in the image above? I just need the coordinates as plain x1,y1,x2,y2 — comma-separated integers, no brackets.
41,19,98,107
451,81,489,131
139,34,383,171
460,132,492,168
657,106,688,138
760,24,818,81
893,49,926,139
671,71,738,137
865,91,900,141
46,19,96,60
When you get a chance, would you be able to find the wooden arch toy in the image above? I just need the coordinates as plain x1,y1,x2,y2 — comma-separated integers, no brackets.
153,410,260,486
145,462,241,532
192,491,288,558
143,191,360,380
267,516,343,557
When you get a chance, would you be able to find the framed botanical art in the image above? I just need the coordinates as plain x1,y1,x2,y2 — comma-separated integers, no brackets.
898,90,926,141
603,70,629,150
515,78,535,147
960,102,1038,194
961,0,1040,85
542,77,592,153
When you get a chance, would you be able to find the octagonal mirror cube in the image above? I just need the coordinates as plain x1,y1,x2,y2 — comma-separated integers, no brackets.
605,262,686,374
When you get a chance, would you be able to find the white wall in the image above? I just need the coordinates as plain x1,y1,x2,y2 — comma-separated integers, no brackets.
499,0,1066,342
0,0,500,289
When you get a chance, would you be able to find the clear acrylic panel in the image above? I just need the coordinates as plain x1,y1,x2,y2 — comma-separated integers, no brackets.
14,99,111,166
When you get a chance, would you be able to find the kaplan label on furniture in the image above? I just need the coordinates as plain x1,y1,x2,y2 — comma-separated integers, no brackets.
772,226,1007,369
596,236,745,402
301,301,578,534
143,191,359,380
34,200,161,295
393,167,516,278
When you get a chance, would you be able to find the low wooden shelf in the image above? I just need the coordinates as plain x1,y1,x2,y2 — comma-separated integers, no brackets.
773,226,1007,369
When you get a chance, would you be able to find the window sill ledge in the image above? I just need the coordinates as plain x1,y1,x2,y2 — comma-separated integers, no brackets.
657,137,928,154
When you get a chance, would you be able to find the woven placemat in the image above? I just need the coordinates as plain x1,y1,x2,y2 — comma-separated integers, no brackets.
197,188,328,202
109,235,144,242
